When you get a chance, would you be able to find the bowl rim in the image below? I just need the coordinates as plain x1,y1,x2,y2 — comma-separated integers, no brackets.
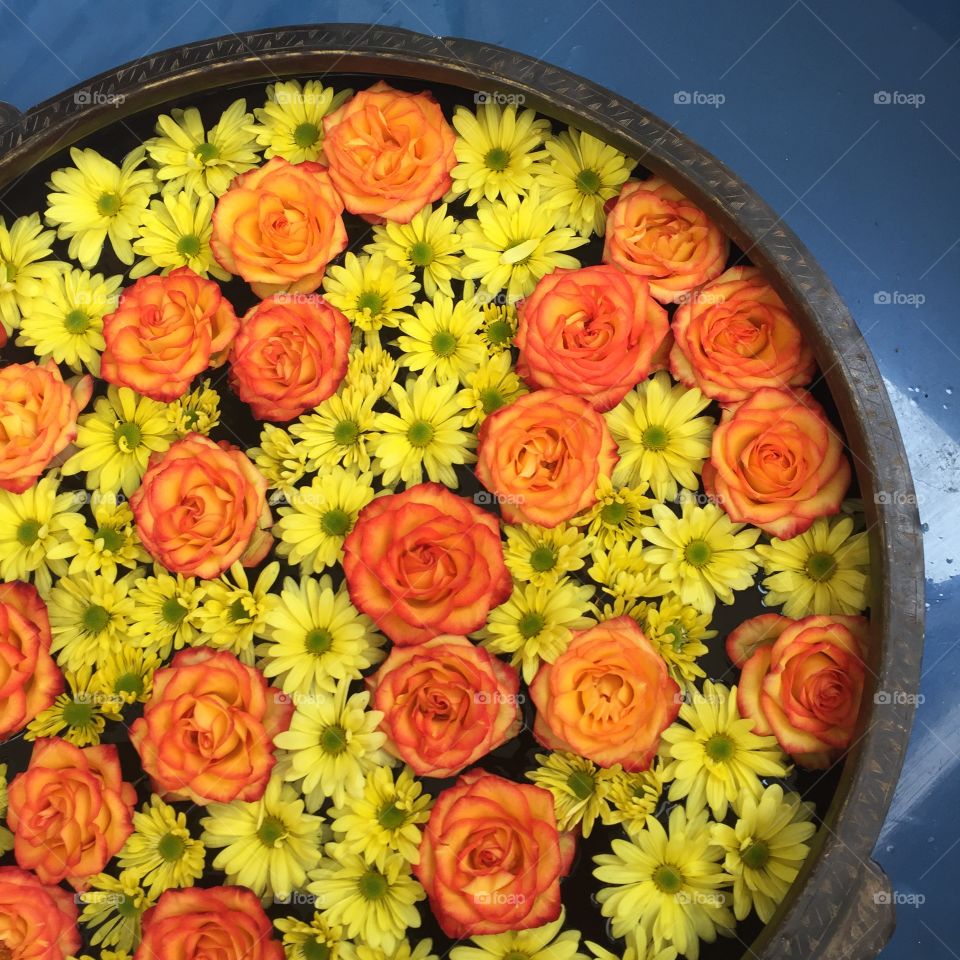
0,22,925,959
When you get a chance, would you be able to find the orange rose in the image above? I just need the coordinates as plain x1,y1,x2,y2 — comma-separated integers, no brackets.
530,617,680,770
211,157,347,298
368,635,521,777
415,770,574,936
515,265,669,411
100,266,239,402
136,886,283,960
0,866,80,960
603,178,729,303
0,581,63,740
725,612,792,667
130,433,271,579
703,387,851,538
323,81,456,223
0,360,91,494
344,483,511,646
476,388,618,527
7,738,135,888
228,294,350,421
670,266,815,403
738,614,868,769
129,648,292,804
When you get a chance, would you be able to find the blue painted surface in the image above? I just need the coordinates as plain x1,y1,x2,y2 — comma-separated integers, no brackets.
1,1,958,955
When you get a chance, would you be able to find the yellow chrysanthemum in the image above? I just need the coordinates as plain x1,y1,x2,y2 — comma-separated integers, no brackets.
0,212,63,336
449,102,550,205
201,774,326,901
574,476,655,551
92,645,161,716
342,937,437,960
145,99,260,197
274,913,346,960
536,127,633,236
17,268,121,374
117,794,206,900
45,147,156,267
642,502,760,615
166,379,221,437
605,373,715,502
130,190,228,279
397,292,485,384
323,252,419,333
588,539,669,602
344,333,400,399
586,927,677,960
26,667,108,746
602,762,665,841
62,385,176,496
291,386,379,475
711,784,816,923
0,764,12,854
451,907,587,960
526,752,614,838
660,681,789,820
474,294,518,355
503,521,594,587
371,375,475,488
365,202,463,298
459,186,586,301
249,80,352,163
330,765,433,868
249,424,310,493
635,595,716,686
127,568,206,659
275,469,376,574
477,578,595,684
77,870,153,953
756,515,870,618
457,350,527,428
64,492,148,580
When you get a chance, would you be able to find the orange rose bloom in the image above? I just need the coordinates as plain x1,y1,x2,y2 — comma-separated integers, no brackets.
7,738,135,888
136,886,283,960
603,178,729,303
130,433,271,579
703,387,851,538
369,635,521,777
415,770,574,937
515,265,669,411
228,294,350,422
476,389,618,527
530,617,680,770
670,266,815,403
0,360,91,494
211,157,347,298
100,266,239,402
0,866,80,960
0,581,63,740
738,614,868,769
344,483,511,647
129,648,292,804
323,81,456,223
725,612,792,667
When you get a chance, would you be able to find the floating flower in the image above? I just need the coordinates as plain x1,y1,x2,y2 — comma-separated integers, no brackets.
248,424,309,492
343,938,437,960
457,351,528,427
573,476,655,551
275,913,345,960
77,869,151,952
345,333,400,398
25,666,106,746
586,928,676,960
2,212,63,337
397,292,486,384
127,569,206,659
323,252,419,334
602,762,664,840
526,752,615,838
290,386,379,474
475,295,518,355
587,537,669,602
502,521,593,587
166,379,221,437
635,595,716,686
93,645,161,714
0,866,80,960
64,493,148,580
450,907,587,960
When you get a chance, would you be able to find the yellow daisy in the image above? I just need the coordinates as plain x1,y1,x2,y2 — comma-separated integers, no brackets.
323,252,419,333
344,332,400,399
64,492,148,580
636,595,716,686
0,764,12,854
0,212,63,336
77,870,152,952
371,375,475,488
450,907,587,960
457,351,527,428
249,80,352,163
602,762,665,841
642,501,760,615
62,385,176,496
574,476,655,551
588,539,669,602
449,102,550,205
274,913,346,960
342,938,437,960
92,645,161,716
26,667,107,746
249,424,310,493
474,293,518,355
17,268,121,374
166,379,221,437
526,752,615,838
127,568,206,660
45,147,156,267
365,202,463,298
397,293,485,384
586,928,677,960
503,521,593,587
145,99,260,197
290,386,379,475
756,515,870,618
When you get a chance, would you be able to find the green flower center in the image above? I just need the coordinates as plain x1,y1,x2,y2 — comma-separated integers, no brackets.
114,671,144,698
484,147,510,172
303,942,331,960
519,611,545,639
357,290,385,316
162,597,188,624
377,801,408,830
320,508,352,537
431,330,457,358
194,141,220,162
567,769,596,800
480,388,506,415
95,525,124,552
409,240,434,267
704,733,735,763
358,869,388,901
62,698,94,728
684,539,712,568
228,598,250,622
96,191,121,216
83,604,110,634
305,627,333,656
805,551,837,582
64,308,90,334
664,622,688,654
529,545,557,573
741,839,770,870
176,233,202,258
15,519,40,547
486,318,514,346
503,952,528,960
642,424,669,451
157,832,186,863
257,814,287,846
406,420,435,448
293,122,320,148
600,501,629,525
575,168,602,194
653,864,683,894
116,894,139,919
320,723,347,756
333,418,360,446
114,421,142,451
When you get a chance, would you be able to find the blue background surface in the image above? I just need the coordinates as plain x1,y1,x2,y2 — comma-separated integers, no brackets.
1,1,958,956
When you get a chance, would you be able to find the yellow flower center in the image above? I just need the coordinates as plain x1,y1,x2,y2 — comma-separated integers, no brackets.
529,545,556,573
62,698,94,728
704,733,734,763
566,768,596,800
257,814,287,846
114,671,144,698
303,942,331,960
642,424,669,450
228,598,250,622
358,869,388,901
742,839,770,870
332,419,359,446
117,893,140,919
431,330,457,358
15,519,40,546
96,191,121,216
652,864,683,894
377,801,408,830
162,597,188,624
484,146,510,172
320,508,351,537
305,627,333,656
600,501,629,525
409,240,434,267
64,308,90,334
95,525,124,552
293,122,320,148
406,420,435,448
356,290,384,316
114,421,142,452
194,141,220,163
684,539,712,568
176,234,202,258
83,603,110,634
320,724,348,756
575,168,602,194
157,832,186,862
519,611,545,639
805,551,837,582
480,388,506,415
